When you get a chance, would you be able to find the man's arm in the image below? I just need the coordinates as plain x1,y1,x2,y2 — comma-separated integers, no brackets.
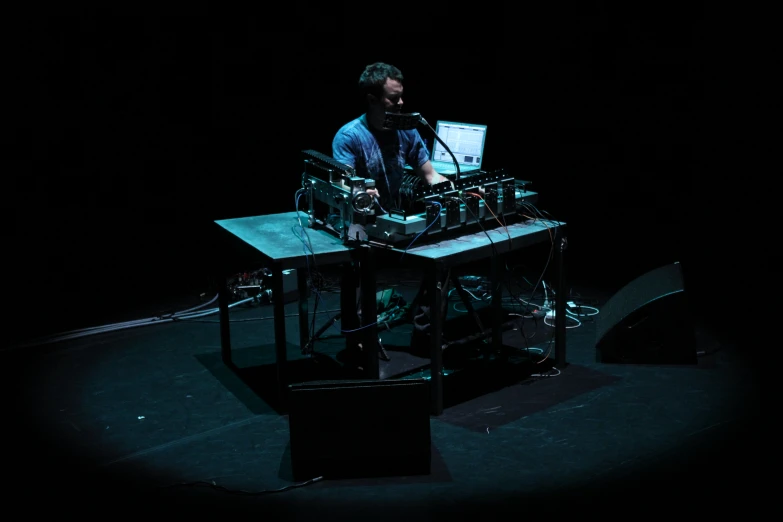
332,131,382,199
415,160,454,188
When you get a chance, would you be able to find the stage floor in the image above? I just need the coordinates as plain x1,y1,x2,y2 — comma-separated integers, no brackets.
1,264,763,520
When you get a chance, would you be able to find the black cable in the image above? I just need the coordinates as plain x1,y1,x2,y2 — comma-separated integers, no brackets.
160,476,323,495
445,197,557,362
496,211,558,360
457,195,499,259
449,201,537,360
178,308,343,323
401,201,442,255
498,270,542,353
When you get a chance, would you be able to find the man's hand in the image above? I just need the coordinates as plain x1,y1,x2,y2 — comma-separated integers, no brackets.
366,188,380,199
434,174,454,190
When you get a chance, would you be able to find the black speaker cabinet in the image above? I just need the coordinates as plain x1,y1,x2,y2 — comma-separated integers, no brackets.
288,378,431,481
596,262,697,364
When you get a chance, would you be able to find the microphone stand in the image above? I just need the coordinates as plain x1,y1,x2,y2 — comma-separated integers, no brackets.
384,112,462,180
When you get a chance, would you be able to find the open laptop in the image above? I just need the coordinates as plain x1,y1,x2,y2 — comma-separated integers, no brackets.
428,120,488,175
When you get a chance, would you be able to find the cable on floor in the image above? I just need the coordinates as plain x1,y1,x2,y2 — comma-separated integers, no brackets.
160,475,323,495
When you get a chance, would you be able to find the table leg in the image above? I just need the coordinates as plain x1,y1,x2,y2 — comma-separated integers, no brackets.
270,262,288,405
429,264,445,416
359,246,379,379
491,253,503,359
340,260,359,348
554,227,568,368
297,267,309,354
218,274,232,365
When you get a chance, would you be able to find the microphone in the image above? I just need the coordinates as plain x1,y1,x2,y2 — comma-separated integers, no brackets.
383,112,423,130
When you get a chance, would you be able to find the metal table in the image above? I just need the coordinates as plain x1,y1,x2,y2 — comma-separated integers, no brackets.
214,211,567,416
213,212,379,408
382,218,569,415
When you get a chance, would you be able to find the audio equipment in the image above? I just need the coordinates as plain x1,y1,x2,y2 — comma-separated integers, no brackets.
300,149,378,244
299,148,539,247
595,262,697,364
365,169,537,246
288,378,432,480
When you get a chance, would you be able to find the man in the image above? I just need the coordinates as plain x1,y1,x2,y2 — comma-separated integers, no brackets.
331,62,452,368
332,61,452,240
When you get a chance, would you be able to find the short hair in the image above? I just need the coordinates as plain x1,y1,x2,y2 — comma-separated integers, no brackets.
358,62,404,99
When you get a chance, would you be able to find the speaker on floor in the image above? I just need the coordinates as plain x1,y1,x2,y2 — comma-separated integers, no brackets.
596,262,697,364
288,378,431,481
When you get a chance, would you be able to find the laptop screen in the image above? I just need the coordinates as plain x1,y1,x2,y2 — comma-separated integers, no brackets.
430,120,488,173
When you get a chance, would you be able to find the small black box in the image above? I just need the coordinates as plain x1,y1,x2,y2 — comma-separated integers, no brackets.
288,378,431,481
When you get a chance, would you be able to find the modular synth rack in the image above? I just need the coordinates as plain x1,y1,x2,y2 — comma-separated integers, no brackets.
300,149,538,247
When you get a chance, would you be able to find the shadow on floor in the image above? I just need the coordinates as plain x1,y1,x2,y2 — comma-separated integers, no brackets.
438,363,622,432
195,347,355,415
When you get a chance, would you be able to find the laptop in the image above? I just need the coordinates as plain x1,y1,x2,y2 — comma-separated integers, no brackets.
428,120,488,175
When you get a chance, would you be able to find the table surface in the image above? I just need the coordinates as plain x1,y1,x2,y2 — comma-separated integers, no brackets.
386,218,565,267
214,211,360,269
215,212,564,269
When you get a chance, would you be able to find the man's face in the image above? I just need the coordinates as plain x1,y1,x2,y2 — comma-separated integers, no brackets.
379,78,403,112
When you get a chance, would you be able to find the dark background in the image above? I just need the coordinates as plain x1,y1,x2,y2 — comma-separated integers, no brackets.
8,10,747,345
